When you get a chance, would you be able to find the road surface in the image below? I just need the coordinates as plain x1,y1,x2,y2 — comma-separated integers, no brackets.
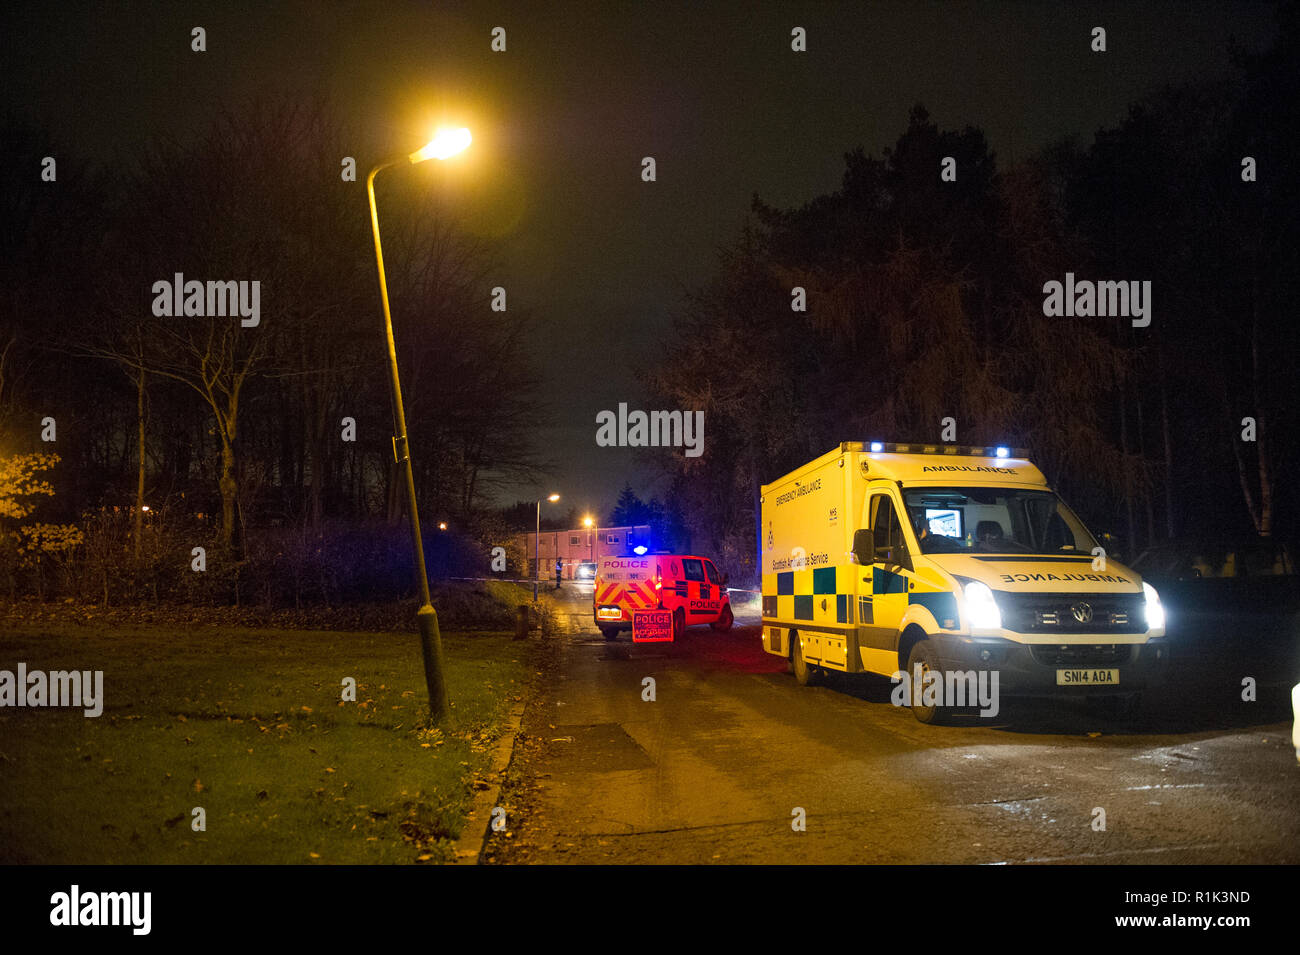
485,581,1299,864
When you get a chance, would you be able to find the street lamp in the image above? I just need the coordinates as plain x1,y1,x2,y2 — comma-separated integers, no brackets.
366,126,471,722
535,493,559,602
583,515,594,563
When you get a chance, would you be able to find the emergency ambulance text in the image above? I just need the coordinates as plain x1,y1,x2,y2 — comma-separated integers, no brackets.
774,478,822,506
1000,572,1130,584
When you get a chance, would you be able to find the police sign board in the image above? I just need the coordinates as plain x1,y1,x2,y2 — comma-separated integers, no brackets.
633,608,673,643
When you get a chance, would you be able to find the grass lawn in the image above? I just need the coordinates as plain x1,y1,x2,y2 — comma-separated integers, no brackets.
0,621,537,864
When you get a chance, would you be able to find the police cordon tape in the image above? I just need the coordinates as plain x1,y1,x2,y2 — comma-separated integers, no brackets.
446,576,541,585
446,576,761,595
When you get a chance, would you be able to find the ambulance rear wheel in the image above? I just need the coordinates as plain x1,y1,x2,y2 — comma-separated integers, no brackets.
792,633,819,686
711,604,734,632
672,608,685,641
600,627,619,641
905,640,950,725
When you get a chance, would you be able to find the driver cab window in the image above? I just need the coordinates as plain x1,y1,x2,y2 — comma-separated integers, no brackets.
871,495,906,553
705,561,722,585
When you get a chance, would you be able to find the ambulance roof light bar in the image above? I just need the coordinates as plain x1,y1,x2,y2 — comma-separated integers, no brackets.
857,441,1029,459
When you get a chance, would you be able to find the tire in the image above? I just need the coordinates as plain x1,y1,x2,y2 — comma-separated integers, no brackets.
671,608,685,641
710,604,734,632
600,627,619,641
905,640,950,725
792,632,819,686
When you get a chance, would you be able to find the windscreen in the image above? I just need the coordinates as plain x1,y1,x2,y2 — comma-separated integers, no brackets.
901,487,1097,555
597,558,652,582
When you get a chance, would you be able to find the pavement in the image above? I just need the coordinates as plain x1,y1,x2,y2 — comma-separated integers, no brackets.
483,581,1300,864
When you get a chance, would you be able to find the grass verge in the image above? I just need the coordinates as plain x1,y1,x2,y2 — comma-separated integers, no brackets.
0,621,537,864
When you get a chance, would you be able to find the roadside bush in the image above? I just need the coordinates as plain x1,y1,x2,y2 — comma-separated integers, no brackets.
5,503,539,627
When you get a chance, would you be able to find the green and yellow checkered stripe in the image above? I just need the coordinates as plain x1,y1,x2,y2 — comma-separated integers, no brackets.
761,565,852,625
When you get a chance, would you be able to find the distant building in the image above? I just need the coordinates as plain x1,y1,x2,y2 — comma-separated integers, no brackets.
518,524,652,579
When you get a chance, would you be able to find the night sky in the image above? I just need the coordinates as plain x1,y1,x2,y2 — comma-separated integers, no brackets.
3,0,1278,520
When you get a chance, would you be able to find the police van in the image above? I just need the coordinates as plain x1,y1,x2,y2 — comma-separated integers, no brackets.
594,553,734,641
760,442,1169,722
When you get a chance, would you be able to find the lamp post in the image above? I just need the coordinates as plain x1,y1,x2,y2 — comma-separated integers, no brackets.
535,493,559,601
584,515,594,563
366,126,471,722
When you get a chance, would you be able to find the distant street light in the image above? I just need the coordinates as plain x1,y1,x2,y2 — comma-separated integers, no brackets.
366,127,471,722
583,515,594,563
535,493,559,602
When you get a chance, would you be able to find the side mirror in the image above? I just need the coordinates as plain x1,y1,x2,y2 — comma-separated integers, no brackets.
852,529,873,565
875,543,911,571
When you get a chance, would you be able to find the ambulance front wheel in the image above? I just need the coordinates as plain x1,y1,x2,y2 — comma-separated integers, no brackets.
710,604,734,631
905,640,951,725
792,633,819,686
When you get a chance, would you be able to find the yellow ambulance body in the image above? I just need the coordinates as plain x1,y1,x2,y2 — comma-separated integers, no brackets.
760,442,1168,722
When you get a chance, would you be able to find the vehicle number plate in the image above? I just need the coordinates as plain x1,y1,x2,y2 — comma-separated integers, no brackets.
1056,668,1119,685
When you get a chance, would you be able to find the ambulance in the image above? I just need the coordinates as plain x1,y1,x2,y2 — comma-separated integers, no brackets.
594,553,734,641
760,442,1169,723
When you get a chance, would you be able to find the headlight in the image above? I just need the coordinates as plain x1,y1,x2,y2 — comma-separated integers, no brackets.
964,581,1002,630
1143,581,1165,630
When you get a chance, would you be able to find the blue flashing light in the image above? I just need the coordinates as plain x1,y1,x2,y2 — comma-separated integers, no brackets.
995,446,1009,458
633,545,648,555
870,441,884,452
